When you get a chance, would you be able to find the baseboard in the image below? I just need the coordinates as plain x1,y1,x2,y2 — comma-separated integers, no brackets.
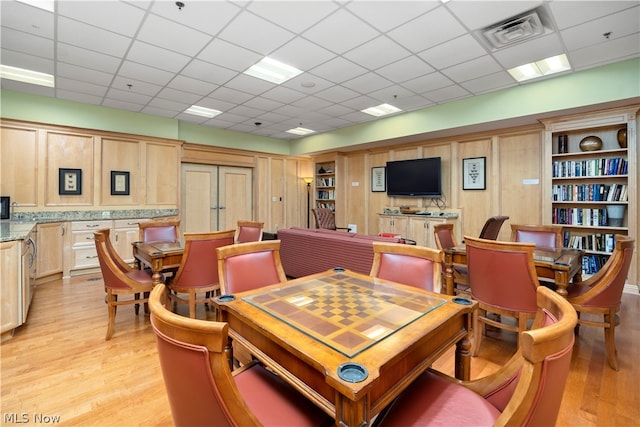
623,284,639,295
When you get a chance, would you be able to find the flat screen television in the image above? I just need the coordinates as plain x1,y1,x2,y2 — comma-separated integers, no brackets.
386,157,442,198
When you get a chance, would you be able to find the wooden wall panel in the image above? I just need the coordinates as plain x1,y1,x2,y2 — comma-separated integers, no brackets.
99,137,140,205
345,153,366,233
270,158,285,231
145,142,179,205
457,138,492,238
1,125,38,206
367,152,390,234
256,157,269,225
45,131,94,206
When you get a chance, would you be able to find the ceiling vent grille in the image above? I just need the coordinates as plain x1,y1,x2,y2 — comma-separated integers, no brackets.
482,11,546,49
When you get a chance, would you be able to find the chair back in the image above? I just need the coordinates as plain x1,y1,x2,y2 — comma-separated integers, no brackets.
465,236,539,312
312,208,337,230
510,224,564,249
495,287,577,426
570,235,634,308
95,229,141,291
478,215,509,240
433,223,457,250
370,242,443,293
236,220,264,243
217,241,287,295
139,218,181,243
170,230,235,291
149,284,262,427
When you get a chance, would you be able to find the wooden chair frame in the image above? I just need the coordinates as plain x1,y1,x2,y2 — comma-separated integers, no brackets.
138,218,181,242
236,220,264,243
510,223,564,249
433,223,470,296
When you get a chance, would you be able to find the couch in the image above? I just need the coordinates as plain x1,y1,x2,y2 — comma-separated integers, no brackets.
278,227,403,278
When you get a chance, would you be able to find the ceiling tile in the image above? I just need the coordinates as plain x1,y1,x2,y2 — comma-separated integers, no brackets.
269,37,336,71
0,1,53,38
344,36,411,70
549,1,637,30
387,6,466,53
441,56,504,83
149,0,241,36
346,1,440,32
136,13,213,56
560,6,640,51
218,10,295,55
309,56,368,84
375,56,434,84
302,9,379,54
247,1,338,33
57,16,132,57
126,40,191,73
419,34,487,69
57,0,145,36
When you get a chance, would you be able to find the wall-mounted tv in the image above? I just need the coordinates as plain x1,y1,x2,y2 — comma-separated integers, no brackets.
386,157,442,198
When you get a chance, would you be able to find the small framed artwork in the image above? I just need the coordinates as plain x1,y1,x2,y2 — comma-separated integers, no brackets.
371,167,386,192
1,196,10,220
462,157,486,190
110,171,130,195
59,168,82,195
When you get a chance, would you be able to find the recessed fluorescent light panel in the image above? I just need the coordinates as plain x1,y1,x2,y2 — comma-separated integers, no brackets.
16,0,54,12
508,54,571,82
184,105,222,118
244,57,303,84
286,127,315,136
0,65,55,87
361,103,402,117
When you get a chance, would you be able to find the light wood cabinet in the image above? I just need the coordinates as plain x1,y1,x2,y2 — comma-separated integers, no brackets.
1,241,21,335
36,222,65,281
378,215,409,239
379,214,459,248
70,220,112,271
542,107,637,282
112,219,141,263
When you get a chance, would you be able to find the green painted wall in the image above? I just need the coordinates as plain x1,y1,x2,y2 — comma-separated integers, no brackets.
2,58,638,156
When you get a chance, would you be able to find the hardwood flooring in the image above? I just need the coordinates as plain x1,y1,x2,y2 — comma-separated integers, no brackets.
1,273,638,426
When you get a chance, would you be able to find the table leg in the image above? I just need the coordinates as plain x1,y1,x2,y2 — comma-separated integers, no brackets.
443,253,454,296
336,393,368,427
150,259,164,286
455,313,473,381
554,271,569,298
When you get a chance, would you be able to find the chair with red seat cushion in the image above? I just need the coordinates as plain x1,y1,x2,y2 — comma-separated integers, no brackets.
149,284,332,427
375,286,577,427
465,236,539,356
478,215,510,240
370,242,442,293
216,240,287,295
138,218,181,243
510,223,564,249
433,223,469,296
94,229,154,340
567,234,634,370
166,230,235,318
236,220,264,243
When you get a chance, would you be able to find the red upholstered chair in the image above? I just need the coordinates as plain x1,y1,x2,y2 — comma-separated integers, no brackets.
510,223,564,249
94,229,154,340
166,230,235,318
478,215,509,240
216,240,287,295
433,223,469,296
370,242,443,293
312,208,350,231
375,286,577,427
138,218,181,243
149,284,332,427
236,220,264,243
567,234,635,370
465,236,539,356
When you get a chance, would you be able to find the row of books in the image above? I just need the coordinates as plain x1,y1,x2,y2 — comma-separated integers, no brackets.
316,190,335,200
315,202,334,209
552,183,629,202
563,232,616,253
553,208,609,226
316,178,335,187
582,254,610,275
552,157,628,178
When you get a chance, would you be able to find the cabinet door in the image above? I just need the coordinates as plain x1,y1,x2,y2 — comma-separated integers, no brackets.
408,217,429,247
378,215,408,237
36,222,65,278
1,241,21,333
112,220,141,263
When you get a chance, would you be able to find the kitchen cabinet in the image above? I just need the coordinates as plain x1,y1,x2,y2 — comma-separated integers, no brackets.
36,222,65,281
112,219,141,263
378,215,409,239
379,214,459,248
70,220,112,272
1,240,21,335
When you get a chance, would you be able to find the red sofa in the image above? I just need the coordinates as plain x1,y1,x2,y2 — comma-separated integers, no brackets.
278,227,403,278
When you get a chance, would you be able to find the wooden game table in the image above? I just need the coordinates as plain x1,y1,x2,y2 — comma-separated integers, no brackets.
214,268,476,427
132,241,183,285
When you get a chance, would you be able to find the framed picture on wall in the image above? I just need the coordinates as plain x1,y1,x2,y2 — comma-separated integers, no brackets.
59,168,82,195
371,167,386,192
462,157,486,190
110,171,130,195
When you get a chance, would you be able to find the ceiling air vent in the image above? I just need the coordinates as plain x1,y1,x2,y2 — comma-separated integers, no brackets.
482,11,545,49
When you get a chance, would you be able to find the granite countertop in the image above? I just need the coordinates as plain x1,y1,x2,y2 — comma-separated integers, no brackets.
1,209,178,242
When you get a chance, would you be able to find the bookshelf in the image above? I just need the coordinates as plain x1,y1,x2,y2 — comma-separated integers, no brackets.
315,161,336,211
543,108,636,277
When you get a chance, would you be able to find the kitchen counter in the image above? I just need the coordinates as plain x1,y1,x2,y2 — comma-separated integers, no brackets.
0,209,177,242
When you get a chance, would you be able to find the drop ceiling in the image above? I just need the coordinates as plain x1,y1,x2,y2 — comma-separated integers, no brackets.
1,0,639,141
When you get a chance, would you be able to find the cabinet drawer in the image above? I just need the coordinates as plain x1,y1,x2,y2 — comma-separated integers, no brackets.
71,220,112,232
72,246,99,269
72,230,97,247
113,219,142,229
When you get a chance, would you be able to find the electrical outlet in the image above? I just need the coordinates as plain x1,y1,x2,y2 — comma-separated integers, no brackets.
348,224,357,233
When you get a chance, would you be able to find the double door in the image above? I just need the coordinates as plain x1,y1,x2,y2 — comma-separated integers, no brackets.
181,164,253,233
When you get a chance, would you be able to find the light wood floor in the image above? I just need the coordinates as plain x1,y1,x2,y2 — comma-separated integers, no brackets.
1,273,638,426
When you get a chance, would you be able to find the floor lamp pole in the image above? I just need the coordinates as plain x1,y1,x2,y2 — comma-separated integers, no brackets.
306,182,311,228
